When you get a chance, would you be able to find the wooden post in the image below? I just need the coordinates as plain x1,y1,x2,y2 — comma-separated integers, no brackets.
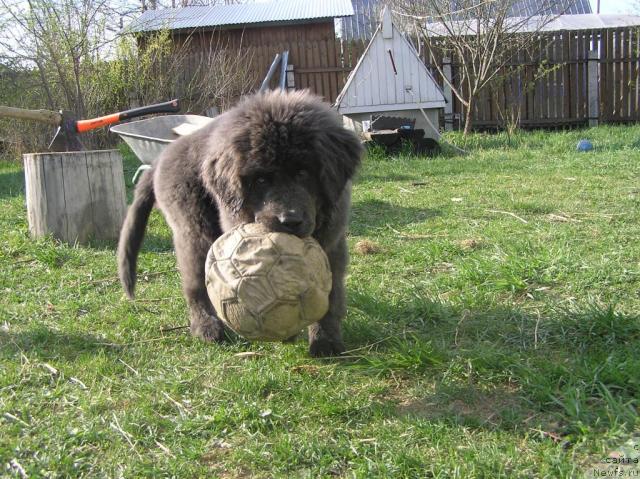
442,56,454,131
588,50,600,127
286,64,295,91
23,150,127,245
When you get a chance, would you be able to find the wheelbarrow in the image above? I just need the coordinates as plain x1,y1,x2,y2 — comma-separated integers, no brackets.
110,114,215,183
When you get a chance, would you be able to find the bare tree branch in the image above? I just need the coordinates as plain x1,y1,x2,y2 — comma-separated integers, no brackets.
394,0,574,135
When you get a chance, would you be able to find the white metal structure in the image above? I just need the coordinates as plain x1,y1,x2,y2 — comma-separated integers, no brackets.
335,7,445,115
335,7,445,137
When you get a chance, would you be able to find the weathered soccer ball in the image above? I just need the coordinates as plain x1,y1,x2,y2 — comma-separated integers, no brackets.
205,223,332,341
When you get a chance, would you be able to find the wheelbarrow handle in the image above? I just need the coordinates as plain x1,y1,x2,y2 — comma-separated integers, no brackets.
76,99,180,133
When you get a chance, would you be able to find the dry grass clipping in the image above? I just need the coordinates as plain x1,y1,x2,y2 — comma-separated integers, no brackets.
456,238,484,251
354,240,382,255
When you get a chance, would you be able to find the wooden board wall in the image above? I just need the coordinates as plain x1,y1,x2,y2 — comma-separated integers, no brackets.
422,27,640,129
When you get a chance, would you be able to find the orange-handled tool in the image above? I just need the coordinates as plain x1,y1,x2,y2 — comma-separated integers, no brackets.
1,99,180,151
76,99,180,132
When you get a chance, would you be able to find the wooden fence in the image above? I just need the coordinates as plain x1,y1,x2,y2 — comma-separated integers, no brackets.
429,27,640,129
600,28,640,123
180,26,640,129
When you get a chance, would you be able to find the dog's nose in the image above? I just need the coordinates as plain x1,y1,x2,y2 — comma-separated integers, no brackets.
278,211,303,230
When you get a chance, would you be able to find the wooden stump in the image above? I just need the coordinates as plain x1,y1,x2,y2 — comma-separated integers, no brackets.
23,150,127,245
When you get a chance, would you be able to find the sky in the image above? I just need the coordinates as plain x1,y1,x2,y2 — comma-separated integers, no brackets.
589,0,640,14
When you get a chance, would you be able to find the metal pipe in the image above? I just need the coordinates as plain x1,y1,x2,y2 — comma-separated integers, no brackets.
279,50,289,90
260,53,282,93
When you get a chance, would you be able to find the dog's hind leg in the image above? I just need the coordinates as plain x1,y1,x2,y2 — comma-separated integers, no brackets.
308,237,348,357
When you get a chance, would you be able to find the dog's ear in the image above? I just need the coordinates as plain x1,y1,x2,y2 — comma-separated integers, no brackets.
318,126,363,203
202,152,244,214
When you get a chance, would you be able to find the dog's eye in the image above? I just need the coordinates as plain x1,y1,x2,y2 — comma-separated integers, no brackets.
296,169,309,179
254,175,268,186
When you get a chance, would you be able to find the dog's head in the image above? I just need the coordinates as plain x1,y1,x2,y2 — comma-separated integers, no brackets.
202,90,363,237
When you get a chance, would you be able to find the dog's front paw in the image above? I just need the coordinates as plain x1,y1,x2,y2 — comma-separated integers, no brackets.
309,336,345,357
190,317,224,342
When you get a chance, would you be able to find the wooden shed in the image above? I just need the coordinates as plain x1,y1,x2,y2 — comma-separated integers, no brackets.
128,0,354,102
335,8,446,138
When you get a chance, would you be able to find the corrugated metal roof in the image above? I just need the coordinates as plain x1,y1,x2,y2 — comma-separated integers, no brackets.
339,0,593,41
424,14,640,36
507,0,592,16
128,0,354,32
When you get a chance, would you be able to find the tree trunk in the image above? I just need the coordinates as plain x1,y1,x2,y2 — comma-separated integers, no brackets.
463,97,474,136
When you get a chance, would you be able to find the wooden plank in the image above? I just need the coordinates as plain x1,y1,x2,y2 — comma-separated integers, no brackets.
88,151,127,240
570,31,579,120
336,39,345,98
614,28,622,119
339,40,352,104
553,34,561,119
576,31,585,120
606,29,615,120
530,39,539,121
328,39,338,102
563,32,572,120
546,35,554,120
535,37,545,121
60,152,94,243
629,29,640,120
392,36,404,105
296,41,307,90
42,154,68,241
23,154,48,238
385,40,396,106
526,64,534,121
495,68,504,125
318,39,330,102
600,30,609,121
584,30,593,120
306,39,317,95
375,34,387,106
621,28,630,119
314,40,326,99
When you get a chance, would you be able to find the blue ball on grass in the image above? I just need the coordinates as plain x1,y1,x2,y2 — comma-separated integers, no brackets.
576,139,594,152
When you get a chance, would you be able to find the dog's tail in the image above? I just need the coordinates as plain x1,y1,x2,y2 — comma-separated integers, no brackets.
117,169,155,299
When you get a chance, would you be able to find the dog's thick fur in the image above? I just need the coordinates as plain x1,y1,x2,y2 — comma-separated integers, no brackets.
117,90,363,356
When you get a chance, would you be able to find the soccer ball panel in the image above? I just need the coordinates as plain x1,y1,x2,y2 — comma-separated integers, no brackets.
261,301,308,340
207,258,242,289
268,231,305,257
206,278,236,321
237,222,270,237
236,276,277,315
221,299,261,338
232,236,279,276
267,255,309,299
211,229,243,261
303,242,332,292
301,287,330,323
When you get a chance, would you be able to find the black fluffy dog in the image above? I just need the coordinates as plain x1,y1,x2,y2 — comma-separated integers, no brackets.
117,90,363,356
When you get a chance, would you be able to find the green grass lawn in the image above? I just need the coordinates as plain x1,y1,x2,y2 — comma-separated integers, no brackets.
1,126,639,478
